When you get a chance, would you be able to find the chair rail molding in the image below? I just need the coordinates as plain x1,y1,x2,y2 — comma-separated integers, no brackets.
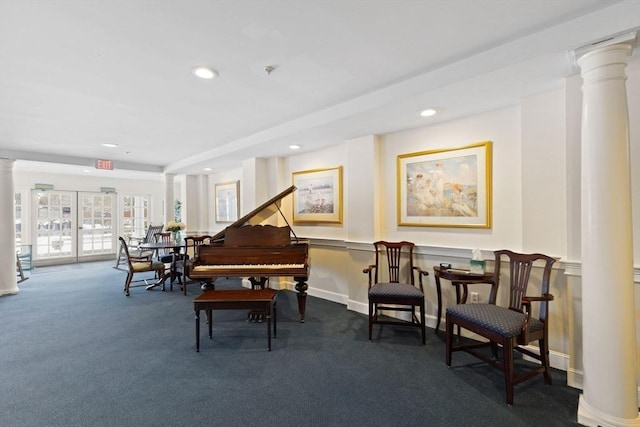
562,259,640,284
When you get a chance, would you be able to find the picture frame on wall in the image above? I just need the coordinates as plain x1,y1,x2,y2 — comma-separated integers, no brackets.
215,181,240,223
292,166,343,224
397,141,492,228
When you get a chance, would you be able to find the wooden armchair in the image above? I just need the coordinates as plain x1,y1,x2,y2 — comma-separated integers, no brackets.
445,249,556,405
363,241,429,345
118,236,165,296
173,235,212,295
115,224,163,269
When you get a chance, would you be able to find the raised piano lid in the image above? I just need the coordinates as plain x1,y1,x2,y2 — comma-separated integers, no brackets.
210,185,298,242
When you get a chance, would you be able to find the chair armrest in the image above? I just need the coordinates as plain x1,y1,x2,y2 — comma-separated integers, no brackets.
128,236,144,246
520,294,554,337
522,293,554,303
413,266,429,277
363,265,376,287
414,266,429,291
363,264,375,273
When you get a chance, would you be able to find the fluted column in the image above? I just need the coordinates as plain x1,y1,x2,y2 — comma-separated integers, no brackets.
577,40,639,426
0,158,19,296
164,173,175,225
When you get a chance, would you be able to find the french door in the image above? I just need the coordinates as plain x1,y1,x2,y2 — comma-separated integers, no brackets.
33,190,117,263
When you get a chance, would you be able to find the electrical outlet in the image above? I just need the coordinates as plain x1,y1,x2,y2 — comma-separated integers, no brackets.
470,292,480,303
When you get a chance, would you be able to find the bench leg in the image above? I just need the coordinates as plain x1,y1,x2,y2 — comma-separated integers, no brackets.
195,309,200,352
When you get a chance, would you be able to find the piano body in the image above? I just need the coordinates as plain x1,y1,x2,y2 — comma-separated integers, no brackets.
190,185,310,322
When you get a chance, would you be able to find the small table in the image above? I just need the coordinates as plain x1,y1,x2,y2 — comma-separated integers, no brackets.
194,289,278,352
139,240,186,290
432,266,495,333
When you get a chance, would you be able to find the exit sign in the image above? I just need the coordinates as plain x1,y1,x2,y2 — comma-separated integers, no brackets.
95,159,113,170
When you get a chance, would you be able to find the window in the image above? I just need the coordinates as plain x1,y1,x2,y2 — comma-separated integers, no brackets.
121,195,150,239
15,192,22,246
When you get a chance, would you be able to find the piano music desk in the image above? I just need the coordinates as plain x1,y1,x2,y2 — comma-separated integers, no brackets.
194,289,277,352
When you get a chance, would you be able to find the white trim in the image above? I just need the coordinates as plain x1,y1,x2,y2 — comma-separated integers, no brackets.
578,394,640,427
0,288,20,297
562,259,640,283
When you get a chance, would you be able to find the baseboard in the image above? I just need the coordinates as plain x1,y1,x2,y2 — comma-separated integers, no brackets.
281,281,349,305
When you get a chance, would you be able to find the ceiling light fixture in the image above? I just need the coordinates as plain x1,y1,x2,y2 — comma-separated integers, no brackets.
191,66,218,79
420,108,438,117
203,167,212,171
289,144,301,150
101,143,119,148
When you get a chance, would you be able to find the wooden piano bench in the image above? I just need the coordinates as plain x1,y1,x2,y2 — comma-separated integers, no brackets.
193,289,277,352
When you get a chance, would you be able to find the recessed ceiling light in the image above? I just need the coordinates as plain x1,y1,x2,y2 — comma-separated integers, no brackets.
203,167,212,171
289,144,301,150
420,108,438,117
191,66,218,79
102,143,119,148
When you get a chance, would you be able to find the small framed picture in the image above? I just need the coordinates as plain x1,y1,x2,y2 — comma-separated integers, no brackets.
215,181,240,223
292,166,343,224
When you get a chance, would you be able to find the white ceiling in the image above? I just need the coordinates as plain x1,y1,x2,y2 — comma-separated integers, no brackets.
1,0,638,178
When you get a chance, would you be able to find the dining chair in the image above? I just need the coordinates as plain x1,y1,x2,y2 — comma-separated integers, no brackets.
445,249,556,405
115,224,163,269
154,232,181,287
363,241,429,345
118,236,165,297
174,235,212,295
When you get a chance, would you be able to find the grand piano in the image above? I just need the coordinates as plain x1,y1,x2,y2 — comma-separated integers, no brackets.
190,185,310,322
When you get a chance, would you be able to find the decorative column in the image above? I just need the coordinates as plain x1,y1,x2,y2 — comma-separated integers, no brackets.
577,39,639,426
0,158,19,296
164,173,175,226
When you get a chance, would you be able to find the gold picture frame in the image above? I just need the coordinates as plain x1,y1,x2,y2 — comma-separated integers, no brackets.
215,181,240,223
397,141,492,228
292,166,343,224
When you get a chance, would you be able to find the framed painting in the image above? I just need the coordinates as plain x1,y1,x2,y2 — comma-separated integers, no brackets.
292,166,343,224
397,141,492,228
215,181,240,223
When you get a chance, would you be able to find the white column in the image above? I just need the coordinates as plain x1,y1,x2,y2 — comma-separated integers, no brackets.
577,41,639,426
0,158,19,296
164,173,175,225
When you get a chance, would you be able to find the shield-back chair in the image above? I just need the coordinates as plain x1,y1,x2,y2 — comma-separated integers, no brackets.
364,241,429,345
445,249,556,405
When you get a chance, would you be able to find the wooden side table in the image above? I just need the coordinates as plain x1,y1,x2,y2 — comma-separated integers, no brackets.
432,266,495,333
194,289,278,351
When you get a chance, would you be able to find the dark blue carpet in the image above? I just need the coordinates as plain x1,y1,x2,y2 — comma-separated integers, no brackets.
0,262,579,426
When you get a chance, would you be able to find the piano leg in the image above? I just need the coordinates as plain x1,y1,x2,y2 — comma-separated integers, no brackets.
294,277,308,323
200,279,216,291
247,277,269,321
248,277,268,290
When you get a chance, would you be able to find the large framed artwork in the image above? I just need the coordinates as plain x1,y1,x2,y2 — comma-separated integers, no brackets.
397,141,492,228
215,181,240,223
292,166,343,224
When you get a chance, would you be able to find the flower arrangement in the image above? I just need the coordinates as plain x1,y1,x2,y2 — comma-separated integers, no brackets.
166,220,186,232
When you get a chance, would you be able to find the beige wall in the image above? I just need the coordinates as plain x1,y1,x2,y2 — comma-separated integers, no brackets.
273,57,639,389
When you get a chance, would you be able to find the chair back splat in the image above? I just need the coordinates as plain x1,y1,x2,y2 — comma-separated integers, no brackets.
445,249,556,405
364,241,428,345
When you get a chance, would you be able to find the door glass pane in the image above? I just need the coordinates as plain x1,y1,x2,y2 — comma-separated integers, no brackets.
121,195,149,240
79,192,115,256
34,191,74,259
15,193,22,247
